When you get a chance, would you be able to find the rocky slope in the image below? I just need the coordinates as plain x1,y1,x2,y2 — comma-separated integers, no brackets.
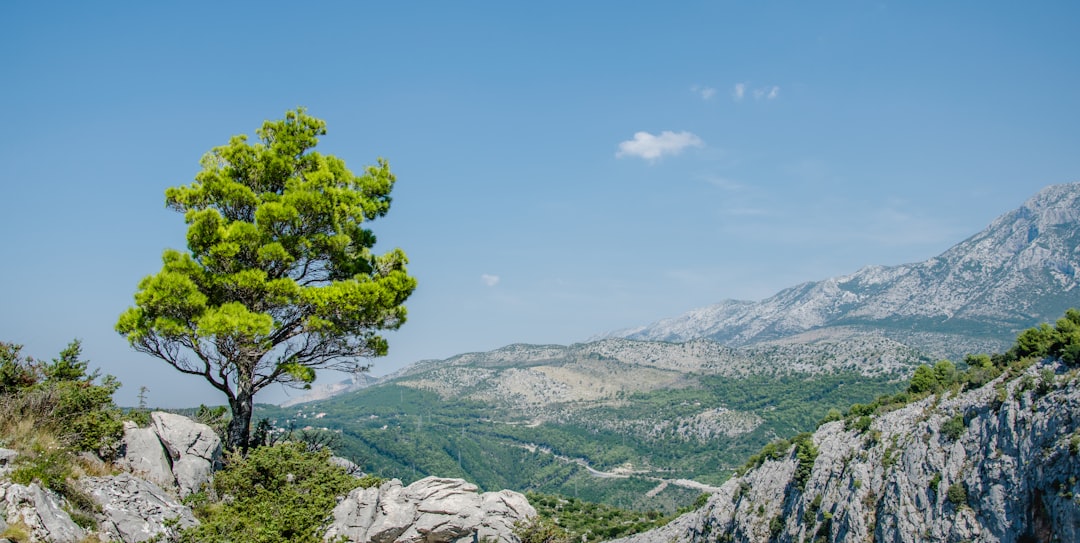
1,412,533,543
607,182,1080,359
613,359,1080,543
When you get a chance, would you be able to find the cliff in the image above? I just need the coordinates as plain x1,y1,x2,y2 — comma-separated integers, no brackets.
614,359,1080,543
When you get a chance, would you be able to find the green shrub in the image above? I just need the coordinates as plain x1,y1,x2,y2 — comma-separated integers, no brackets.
947,482,967,506
794,434,818,491
941,414,966,441
181,442,376,543
769,515,784,538
524,492,671,542
848,415,872,433
513,516,573,543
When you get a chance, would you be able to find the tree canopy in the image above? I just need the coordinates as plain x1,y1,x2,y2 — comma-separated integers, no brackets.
117,109,416,450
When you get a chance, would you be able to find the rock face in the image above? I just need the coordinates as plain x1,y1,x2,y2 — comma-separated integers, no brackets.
118,412,223,497
80,473,198,543
117,420,175,489
149,411,223,497
324,476,536,543
608,182,1080,359
613,360,1080,543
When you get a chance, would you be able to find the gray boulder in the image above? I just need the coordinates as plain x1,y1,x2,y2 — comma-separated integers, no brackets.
151,411,222,496
81,473,198,543
324,476,535,543
117,420,175,491
0,482,86,543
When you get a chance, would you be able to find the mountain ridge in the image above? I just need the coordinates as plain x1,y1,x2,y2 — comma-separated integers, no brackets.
602,182,1080,359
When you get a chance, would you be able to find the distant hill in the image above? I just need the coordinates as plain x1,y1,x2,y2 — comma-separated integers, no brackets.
604,182,1080,359
261,337,912,512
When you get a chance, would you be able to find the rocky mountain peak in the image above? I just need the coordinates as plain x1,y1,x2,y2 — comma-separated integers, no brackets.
605,182,1080,359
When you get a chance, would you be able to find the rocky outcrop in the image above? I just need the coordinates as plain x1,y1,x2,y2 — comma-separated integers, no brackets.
117,420,175,490
149,411,222,497
115,411,223,498
0,482,86,543
80,473,198,543
1,419,204,543
613,360,1080,543
324,476,535,543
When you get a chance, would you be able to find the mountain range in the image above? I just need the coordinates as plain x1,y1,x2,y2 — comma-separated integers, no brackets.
604,182,1080,359
265,182,1080,511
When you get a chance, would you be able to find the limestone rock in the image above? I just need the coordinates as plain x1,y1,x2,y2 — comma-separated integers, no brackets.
81,473,198,543
151,411,222,496
324,476,535,543
117,420,175,491
0,482,86,543
612,360,1080,543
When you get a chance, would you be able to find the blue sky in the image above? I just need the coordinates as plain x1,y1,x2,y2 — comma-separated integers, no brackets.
2,2,1078,407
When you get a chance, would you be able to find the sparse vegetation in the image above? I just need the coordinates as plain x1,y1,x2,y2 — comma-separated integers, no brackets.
0,340,123,530
941,414,967,441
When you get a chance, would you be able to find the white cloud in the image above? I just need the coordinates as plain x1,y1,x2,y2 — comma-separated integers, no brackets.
480,274,500,287
616,131,704,161
736,82,780,101
691,84,716,100
753,86,780,100
732,83,746,101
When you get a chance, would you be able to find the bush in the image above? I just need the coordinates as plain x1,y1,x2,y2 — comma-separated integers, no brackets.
514,516,573,543
181,442,378,543
941,414,966,441
0,340,123,458
524,492,672,542
947,482,967,506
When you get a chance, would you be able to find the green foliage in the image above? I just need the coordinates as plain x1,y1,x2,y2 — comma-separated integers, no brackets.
117,109,417,450
513,515,573,543
0,342,39,394
803,494,822,524
1008,309,1080,365
819,407,843,425
0,340,123,457
769,515,784,538
947,482,967,506
793,434,819,491
524,492,671,542
181,442,374,543
941,414,966,441
929,473,942,493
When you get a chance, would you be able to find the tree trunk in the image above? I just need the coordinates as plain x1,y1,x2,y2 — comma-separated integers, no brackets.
226,390,254,453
